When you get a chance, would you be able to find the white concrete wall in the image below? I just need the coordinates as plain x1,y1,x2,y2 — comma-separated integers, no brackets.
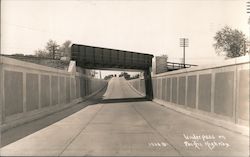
0,56,107,131
132,55,250,127
128,79,146,96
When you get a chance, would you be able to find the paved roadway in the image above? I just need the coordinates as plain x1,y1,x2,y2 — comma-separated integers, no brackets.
103,77,143,99
1,77,249,156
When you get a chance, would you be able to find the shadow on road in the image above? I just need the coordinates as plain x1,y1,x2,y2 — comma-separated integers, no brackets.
101,97,149,104
1,86,108,147
1,80,148,147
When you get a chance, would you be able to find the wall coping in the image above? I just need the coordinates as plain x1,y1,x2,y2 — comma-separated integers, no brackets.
1,56,71,75
0,56,107,81
153,55,250,77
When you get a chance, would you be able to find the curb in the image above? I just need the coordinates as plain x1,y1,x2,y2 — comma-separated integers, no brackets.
153,98,249,137
1,84,108,132
126,81,145,97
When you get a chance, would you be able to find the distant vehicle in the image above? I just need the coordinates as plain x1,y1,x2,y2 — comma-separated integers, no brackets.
119,72,130,80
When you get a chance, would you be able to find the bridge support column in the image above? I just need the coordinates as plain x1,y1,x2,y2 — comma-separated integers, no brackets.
144,68,153,100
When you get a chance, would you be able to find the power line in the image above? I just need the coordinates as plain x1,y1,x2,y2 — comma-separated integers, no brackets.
1,21,74,38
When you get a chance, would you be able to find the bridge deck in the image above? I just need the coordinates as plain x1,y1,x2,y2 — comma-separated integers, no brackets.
1,78,248,156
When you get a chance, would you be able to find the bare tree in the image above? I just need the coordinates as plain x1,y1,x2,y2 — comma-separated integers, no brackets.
34,40,71,59
59,40,72,59
35,49,48,58
46,40,60,59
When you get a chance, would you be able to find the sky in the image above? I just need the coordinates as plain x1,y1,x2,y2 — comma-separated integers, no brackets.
1,0,249,77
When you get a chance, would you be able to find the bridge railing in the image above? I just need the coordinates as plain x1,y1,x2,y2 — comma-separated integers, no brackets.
0,56,107,131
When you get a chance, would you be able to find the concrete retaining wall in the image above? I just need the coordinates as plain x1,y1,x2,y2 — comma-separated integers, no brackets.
0,56,107,131
131,55,249,129
128,78,146,96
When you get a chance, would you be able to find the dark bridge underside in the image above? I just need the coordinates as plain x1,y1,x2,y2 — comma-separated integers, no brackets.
71,44,154,100
71,44,153,70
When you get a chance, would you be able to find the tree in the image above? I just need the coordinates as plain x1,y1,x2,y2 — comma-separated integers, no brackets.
161,54,168,59
35,49,48,58
46,39,60,59
59,40,71,59
213,26,247,58
34,40,71,59
104,74,113,80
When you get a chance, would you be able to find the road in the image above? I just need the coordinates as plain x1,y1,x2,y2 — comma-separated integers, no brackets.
1,77,249,156
103,77,144,99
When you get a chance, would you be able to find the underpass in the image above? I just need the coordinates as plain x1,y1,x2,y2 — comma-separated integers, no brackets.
1,77,248,156
102,77,144,99
0,45,249,156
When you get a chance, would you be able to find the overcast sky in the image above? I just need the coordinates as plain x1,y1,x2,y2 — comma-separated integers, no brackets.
1,0,248,68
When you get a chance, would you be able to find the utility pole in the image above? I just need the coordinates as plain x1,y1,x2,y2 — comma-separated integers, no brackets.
247,1,250,38
247,1,250,54
180,38,189,68
247,1,250,14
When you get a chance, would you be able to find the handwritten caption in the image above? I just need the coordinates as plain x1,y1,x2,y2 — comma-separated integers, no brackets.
183,134,230,150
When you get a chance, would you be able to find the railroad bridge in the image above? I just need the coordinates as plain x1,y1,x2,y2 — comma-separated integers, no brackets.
71,44,154,100
0,45,249,156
